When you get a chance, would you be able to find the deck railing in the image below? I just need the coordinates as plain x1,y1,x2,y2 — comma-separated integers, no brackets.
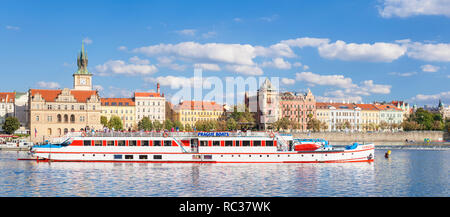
76,131,292,138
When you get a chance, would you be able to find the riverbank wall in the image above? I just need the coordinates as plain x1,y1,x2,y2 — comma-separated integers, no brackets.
291,131,448,143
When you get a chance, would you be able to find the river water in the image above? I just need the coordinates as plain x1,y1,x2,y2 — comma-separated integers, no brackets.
0,149,448,197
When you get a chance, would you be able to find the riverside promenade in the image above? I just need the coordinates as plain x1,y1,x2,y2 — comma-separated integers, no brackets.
291,131,449,145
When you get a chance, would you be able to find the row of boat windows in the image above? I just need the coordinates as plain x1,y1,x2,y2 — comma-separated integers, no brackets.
82,140,275,147
81,153,353,159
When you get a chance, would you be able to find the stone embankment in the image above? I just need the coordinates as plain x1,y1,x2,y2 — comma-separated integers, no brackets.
291,131,448,143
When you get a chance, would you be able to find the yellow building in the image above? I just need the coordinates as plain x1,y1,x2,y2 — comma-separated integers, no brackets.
100,98,136,130
357,104,380,131
315,102,331,131
172,101,224,127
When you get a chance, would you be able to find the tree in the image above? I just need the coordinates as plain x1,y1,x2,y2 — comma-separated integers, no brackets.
273,117,290,131
138,117,153,131
185,124,192,131
226,118,238,130
306,118,321,132
163,119,174,130
173,120,184,131
153,120,163,131
379,121,389,131
107,115,123,130
2,116,20,134
320,121,328,132
100,116,108,127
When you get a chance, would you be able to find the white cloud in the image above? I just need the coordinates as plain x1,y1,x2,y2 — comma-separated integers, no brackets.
379,0,450,18
202,31,217,39
360,80,392,94
156,56,187,71
233,18,243,22
37,81,60,89
176,29,196,36
194,63,221,71
129,56,150,65
5,25,20,31
407,42,450,62
103,86,134,98
317,40,407,62
95,58,158,76
118,46,128,51
281,78,295,85
225,65,264,76
82,37,93,45
389,71,418,76
412,91,450,104
421,64,440,72
93,85,104,91
281,37,330,48
295,72,356,89
145,75,211,89
261,57,291,69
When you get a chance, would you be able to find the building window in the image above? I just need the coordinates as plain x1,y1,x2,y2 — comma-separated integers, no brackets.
141,141,149,146
47,116,52,122
36,116,39,121
94,140,102,146
47,128,52,135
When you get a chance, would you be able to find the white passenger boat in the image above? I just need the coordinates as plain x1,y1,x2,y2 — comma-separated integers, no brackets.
29,131,374,163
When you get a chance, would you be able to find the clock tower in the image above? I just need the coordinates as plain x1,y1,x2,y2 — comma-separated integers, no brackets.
73,42,93,90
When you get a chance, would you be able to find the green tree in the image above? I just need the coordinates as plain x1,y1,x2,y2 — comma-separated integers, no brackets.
107,115,123,130
2,116,20,134
273,117,290,131
153,120,163,131
173,120,184,131
226,118,238,130
163,119,174,130
185,124,192,131
138,117,153,131
306,118,321,132
100,116,108,127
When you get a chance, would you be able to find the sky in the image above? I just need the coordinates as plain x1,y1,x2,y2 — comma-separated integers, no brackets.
1,0,449,107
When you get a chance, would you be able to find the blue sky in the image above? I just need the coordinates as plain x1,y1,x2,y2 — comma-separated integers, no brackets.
1,0,449,106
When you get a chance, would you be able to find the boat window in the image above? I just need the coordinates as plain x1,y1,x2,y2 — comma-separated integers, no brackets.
225,141,233,146
129,140,137,146
139,155,148,159
125,155,133,159
94,140,102,146
114,155,122,159
117,141,125,146
107,141,114,146
163,141,172,146
253,141,261,146
83,140,91,146
154,141,161,146
242,141,250,146
213,141,220,146
141,141,149,146
204,155,212,160
265,141,274,146
153,155,162,159
200,141,208,146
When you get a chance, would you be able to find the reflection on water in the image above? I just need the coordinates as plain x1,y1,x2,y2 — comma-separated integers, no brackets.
0,150,448,197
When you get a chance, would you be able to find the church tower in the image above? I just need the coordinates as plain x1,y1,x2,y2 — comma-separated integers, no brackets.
73,42,93,90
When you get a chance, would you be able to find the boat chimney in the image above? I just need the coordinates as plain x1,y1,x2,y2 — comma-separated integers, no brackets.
157,83,160,94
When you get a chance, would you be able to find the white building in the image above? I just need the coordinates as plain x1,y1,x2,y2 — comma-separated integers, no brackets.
252,79,280,130
316,102,362,131
0,92,15,132
134,83,166,123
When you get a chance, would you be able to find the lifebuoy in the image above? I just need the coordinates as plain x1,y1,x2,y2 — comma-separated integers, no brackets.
163,132,169,138
81,132,86,137
269,132,275,138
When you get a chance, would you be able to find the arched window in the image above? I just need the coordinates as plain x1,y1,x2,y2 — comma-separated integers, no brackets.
70,115,75,123
64,114,68,123
47,128,52,135
71,128,75,132
58,128,62,135
64,128,68,135
57,114,62,123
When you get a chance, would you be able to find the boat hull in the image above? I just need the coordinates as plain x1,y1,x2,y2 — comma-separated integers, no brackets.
30,144,374,163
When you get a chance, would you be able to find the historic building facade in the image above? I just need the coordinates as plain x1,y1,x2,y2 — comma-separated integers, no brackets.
172,101,224,127
247,79,280,130
134,83,166,124
28,43,102,142
315,102,362,131
0,92,15,132
279,89,316,131
100,98,136,130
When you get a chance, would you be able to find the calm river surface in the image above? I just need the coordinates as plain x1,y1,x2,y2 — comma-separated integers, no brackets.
0,149,448,197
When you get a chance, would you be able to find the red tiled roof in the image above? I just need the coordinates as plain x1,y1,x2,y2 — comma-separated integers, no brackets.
100,98,135,106
30,89,98,103
356,104,379,111
373,104,403,111
174,101,224,111
0,92,15,103
134,92,161,97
